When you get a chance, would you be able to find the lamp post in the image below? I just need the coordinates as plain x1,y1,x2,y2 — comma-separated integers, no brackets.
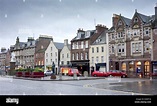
59,61,62,80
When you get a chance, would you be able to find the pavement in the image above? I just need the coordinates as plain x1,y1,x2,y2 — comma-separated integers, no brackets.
1,75,105,81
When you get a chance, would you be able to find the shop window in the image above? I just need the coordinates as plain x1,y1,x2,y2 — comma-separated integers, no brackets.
121,62,126,71
129,61,134,71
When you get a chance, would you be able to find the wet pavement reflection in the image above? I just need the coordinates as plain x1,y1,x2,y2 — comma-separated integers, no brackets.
94,79,157,95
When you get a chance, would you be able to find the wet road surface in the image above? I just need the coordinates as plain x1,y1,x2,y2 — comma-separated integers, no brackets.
93,79,157,95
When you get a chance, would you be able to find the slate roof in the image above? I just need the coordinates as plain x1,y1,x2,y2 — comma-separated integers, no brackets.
121,16,131,26
137,12,150,23
54,42,64,50
92,30,107,45
71,30,95,41
109,11,155,31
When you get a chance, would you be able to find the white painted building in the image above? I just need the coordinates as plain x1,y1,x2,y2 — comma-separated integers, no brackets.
45,39,64,74
60,39,71,66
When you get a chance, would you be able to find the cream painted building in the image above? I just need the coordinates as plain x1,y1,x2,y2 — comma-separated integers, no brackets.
89,31,109,75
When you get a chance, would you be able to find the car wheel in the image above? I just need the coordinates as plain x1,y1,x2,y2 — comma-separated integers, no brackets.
109,75,112,77
122,75,126,78
94,74,97,77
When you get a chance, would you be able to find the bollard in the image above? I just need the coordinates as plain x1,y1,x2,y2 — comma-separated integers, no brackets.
73,73,77,80
59,72,62,80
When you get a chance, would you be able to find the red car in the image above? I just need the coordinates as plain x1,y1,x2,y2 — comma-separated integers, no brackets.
152,69,157,76
92,71,108,77
68,68,81,76
107,70,127,78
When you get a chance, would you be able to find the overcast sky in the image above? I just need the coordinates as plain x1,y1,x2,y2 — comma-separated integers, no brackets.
0,0,157,49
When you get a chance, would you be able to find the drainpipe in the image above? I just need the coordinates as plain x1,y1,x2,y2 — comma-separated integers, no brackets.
150,21,153,80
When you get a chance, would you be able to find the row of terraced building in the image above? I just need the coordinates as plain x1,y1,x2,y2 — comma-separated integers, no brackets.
0,4,157,78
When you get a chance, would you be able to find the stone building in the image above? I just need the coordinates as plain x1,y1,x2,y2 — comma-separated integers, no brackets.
108,6,157,78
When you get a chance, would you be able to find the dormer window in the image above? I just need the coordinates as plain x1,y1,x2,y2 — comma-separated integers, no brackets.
85,31,90,38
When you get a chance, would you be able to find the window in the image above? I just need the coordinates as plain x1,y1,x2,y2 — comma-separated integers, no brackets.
138,42,141,52
85,41,88,48
122,44,124,52
55,52,57,56
67,61,70,65
144,28,149,36
118,20,122,26
112,46,114,53
101,56,104,63
96,47,99,53
133,29,140,36
145,41,150,51
132,42,142,53
72,43,75,49
67,53,69,58
101,46,104,52
76,42,78,49
92,57,94,64
51,47,52,51
112,34,114,39
134,17,138,23
118,43,125,53
92,47,94,53
96,56,99,63
61,61,64,65
72,54,75,60
85,52,88,60
127,29,131,38
81,53,83,60
76,53,79,60
81,41,84,49
118,44,121,53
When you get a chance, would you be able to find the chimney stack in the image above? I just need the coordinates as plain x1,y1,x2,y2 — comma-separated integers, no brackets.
112,14,120,27
95,24,108,33
64,39,68,46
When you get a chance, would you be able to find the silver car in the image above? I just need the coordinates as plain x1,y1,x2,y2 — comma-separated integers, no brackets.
44,70,53,76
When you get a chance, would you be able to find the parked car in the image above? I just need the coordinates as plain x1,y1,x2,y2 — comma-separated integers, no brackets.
107,70,127,78
92,71,108,77
68,68,81,76
152,69,157,76
44,70,53,76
